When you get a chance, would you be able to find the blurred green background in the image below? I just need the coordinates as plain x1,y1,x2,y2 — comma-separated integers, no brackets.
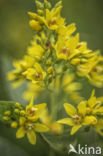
0,0,103,155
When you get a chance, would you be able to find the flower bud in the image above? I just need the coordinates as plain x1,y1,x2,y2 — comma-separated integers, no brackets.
14,109,20,114
54,1,62,8
44,0,51,9
37,9,44,16
3,116,10,121
47,67,53,74
71,58,80,65
11,122,18,128
4,111,11,116
35,0,44,9
29,20,42,31
15,102,21,108
20,110,26,116
46,59,51,65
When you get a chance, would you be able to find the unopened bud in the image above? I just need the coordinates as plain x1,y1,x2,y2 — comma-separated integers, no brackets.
54,1,62,8
35,0,44,9
3,116,10,121
11,122,18,128
46,59,51,65
20,110,26,116
4,111,11,116
71,58,80,65
44,0,51,9
14,109,20,114
37,9,44,16
29,20,42,31
15,102,21,108
47,67,53,74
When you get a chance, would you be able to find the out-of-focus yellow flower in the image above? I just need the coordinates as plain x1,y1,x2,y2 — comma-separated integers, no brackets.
94,119,103,136
7,55,35,88
7,70,23,88
27,41,44,60
29,20,42,31
40,109,63,135
47,66,54,74
23,82,44,100
58,103,97,135
77,54,103,87
25,63,46,84
85,90,103,115
13,55,34,71
55,33,80,60
16,117,49,145
11,122,18,128
3,116,10,121
4,111,11,116
50,73,82,103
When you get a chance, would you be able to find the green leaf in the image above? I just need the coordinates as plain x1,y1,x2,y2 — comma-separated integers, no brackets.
0,136,29,156
41,130,77,154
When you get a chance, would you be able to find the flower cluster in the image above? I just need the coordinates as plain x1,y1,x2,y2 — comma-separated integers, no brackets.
8,0,103,91
2,0,103,146
3,97,62,144
58,90,103,135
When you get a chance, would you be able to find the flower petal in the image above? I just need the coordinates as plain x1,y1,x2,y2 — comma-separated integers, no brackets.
93,107,103,114
27,130,36,145
83,116,97,125
16,127,26,138
34,103,46,115
34,123,49,132
20,117,26,125
88,90,96,108
78,101,87,116
94,119,103,136
64,103,77,117
71,125,82,135
58,118,74,126
26,96,34,112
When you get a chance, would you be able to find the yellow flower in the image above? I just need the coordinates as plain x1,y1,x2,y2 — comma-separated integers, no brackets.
86,90,103,115
94,119,103,136
43,6,65,30
16,117,49,145
50,73,82,103
7,70,23,88
13,55,34,71
77,53,103,87
4,111,11,116
55,33,80,60
26,63,46,84
25,97,46,121
28,5,65,31
40,109,63,135
11,122,18,128
47,66,54,74
58,103,97,135
27,41,44,60
57,23,76,37
7,55,35,88
23,82,44,100
29,20,42,31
